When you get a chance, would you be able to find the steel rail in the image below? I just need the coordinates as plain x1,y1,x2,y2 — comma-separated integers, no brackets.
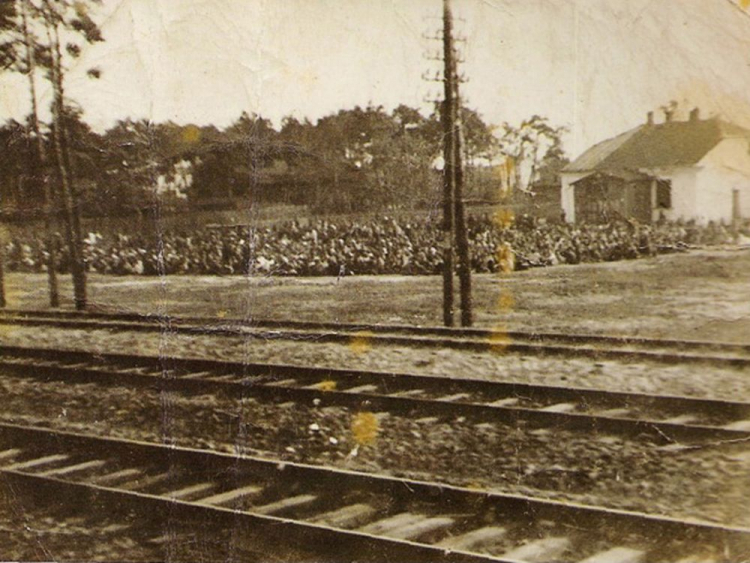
3,308,750,353
1,344,749,445
0,422,747,562
0,309,748,366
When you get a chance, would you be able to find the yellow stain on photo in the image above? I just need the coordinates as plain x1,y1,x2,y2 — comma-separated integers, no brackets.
498,292,515,311
488,327,512,353
181,124,202,145
494,208,515,230
0,324,15,338
314,380,337,392
496,243,516,274
351,412,379,446
349,331,374,354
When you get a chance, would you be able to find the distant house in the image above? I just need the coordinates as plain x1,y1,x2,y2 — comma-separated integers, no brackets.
561,109,750,224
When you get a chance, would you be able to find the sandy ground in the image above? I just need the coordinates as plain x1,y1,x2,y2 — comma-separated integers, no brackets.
3,247,750,343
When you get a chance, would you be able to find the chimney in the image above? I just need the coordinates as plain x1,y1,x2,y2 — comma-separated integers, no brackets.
664,109,674,123
646,111,654,126
689,107,700,122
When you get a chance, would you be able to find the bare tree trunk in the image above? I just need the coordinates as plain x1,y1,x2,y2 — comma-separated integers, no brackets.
21,0,59,307
46,17,86,310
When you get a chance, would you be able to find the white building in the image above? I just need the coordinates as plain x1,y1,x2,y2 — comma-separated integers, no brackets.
561,109,750,224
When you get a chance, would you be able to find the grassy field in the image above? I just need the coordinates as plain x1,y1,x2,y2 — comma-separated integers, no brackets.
4,247,749,343
7,250,750,342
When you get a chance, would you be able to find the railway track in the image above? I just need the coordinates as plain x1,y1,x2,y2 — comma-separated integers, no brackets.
1,344,749,444
0,421,747,562
0,309,748,366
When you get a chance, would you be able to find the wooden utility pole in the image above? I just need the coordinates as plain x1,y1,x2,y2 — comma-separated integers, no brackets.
0,244,5,308
453,104,473,326
441,0,472,327
441,0,456,327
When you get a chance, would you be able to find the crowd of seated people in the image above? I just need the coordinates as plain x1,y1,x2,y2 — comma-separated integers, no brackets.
2,215,736,277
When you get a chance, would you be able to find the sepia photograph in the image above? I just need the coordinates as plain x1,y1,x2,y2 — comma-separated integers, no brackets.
0,0,750,561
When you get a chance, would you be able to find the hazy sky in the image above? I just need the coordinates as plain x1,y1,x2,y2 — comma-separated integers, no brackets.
2,0,750,156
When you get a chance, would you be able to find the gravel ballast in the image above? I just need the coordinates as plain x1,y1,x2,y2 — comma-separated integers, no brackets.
0,325,748,401
1,369,748,529
1,316,748,557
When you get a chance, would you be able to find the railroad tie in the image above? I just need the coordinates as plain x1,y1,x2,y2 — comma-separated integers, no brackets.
196,484,264,508
103,524,134,537
388,389,425,398
501,537,570,563
436,393,472,403
265,378,298,387
61,362,95,370
722,419,750,432
143,368,171,377
539,403,578,414
437,526,507,552
661,414,698,425
4,454,69,472
414,417,440,424
90,467,143,486
252,494,318,516
383,516,454,541
29,360,62,368
147,535,172,546
166,482,216,501
597,408,632,418
2,357,35,365
488,398,520,408
181,371,217,380
207,374,239,382
298,382,331,391
233,376,259,386
579,546,645,563
0,448,23,462
37,459,107,478
358,512,423,536
116,366,151,375
343,384,379,394
119,471,172,492
308,503,378,528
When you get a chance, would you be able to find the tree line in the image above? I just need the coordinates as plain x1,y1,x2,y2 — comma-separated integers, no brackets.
1,0,103,309
0,0,569,310
1,104,569,219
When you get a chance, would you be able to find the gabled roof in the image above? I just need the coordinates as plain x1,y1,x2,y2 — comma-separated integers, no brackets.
565,117,750,173
570,169,652,185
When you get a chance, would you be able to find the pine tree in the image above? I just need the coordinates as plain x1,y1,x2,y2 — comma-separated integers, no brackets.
33,0,103,310
19,0,59,306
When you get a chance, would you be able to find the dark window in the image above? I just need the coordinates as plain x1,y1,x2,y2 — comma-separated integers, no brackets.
656,180,672,209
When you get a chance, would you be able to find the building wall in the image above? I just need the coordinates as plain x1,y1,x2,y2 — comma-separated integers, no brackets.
694,138,750,222
562,169,696,223
560,172,590,222
647,166,698,222
561,137,750,223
